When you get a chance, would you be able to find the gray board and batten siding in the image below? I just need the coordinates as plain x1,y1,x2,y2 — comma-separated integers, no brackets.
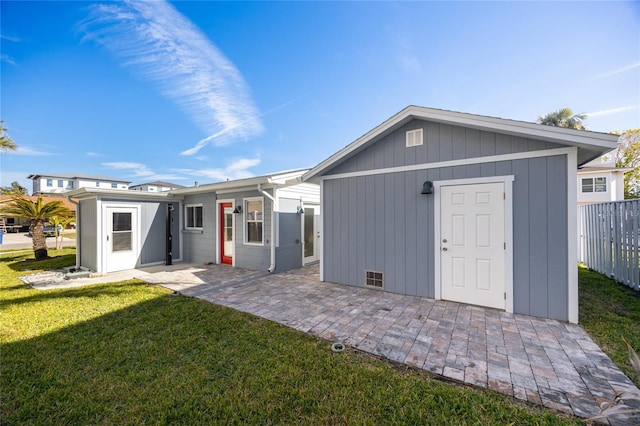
321,120,570,321
78,199,98,273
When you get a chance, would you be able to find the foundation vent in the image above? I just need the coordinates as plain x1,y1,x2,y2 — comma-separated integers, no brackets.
365,270,384,289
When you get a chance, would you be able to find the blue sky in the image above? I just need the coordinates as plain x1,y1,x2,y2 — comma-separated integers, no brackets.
1,1,639,192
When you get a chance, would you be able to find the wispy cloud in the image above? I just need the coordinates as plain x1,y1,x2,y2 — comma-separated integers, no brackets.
1,54,16,66
80,0,263,155
9,146,60,156
86,151,103,157
175,157,261,182
102,161,186,181
1,34,20,42
1,34,19,65
585,105,638,118
593,62,640,79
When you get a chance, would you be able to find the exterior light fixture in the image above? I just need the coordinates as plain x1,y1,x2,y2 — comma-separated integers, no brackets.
233,206,242,214
297,206,304,214
421,181,434,195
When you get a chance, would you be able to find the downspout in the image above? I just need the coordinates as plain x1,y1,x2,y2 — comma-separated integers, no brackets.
67,196,81,270
257,183,276,273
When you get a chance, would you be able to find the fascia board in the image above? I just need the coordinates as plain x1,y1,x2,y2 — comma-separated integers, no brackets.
65,187,174,201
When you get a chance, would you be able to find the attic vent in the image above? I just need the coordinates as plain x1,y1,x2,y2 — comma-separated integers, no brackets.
365,270,384,289
406,128,423,147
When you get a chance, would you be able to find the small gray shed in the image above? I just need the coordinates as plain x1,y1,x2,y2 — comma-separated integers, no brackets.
303,106,618,323
66,170,319,275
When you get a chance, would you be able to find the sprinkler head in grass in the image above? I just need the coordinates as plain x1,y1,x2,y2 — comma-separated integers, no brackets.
331,342,345,353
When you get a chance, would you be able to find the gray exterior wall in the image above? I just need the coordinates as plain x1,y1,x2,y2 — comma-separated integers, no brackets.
182,193,217,265
232,190,272,271
79,199,98,272
137,201,181,265
322,119,570,321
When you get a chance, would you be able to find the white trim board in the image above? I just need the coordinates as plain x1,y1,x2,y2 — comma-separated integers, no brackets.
433,175,514,314
318,147,573,181
567,147,578,323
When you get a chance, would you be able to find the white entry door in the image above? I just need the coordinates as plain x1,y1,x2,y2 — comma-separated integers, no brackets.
440,182,505,310
105,206,138,273
303,205,320,264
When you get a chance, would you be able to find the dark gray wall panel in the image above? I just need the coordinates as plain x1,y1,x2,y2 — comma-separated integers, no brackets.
275,213,301,271
512,159,531,316
528,157,549,318
275,245,301,272
79,200,98,272
546,155,568,320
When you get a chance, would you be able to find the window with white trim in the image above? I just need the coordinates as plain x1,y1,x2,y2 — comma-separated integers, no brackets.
185,204,203,229
406,128,423,147
245,197,264,244
46,179,53,187
581,177,607,193
67,181,74,189
57,179,63,188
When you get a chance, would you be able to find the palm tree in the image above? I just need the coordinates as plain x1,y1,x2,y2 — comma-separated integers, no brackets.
0,196,73,259
537,108,587,130
49,215,75,249
0,120,17,152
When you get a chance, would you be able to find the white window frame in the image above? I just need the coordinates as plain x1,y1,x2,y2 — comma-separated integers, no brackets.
46,179,53,187
57,179,63,188
581,176,607,193
244,196,264,246
185,204,204,230
406,128,423,147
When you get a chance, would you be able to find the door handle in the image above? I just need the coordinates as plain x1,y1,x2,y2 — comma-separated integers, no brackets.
442,247,448,251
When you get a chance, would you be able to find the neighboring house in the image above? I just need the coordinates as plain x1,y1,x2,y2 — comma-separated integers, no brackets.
0,194,76,232
302,106,618,323
129,181,186,192
65,170,319,275
576,166,630,205
28,173,131,195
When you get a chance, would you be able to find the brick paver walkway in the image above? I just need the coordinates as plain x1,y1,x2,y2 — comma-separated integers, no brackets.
138,263,639,421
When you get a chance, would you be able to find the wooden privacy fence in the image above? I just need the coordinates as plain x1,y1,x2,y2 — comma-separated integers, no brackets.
579,199,639,291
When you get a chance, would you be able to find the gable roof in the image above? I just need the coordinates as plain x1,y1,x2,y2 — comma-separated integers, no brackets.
303,106,619,181
170,169,309,195
129,181,186,189
65,169,310,200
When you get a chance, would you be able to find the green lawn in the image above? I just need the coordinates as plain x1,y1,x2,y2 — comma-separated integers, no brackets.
578,265,640,387
0,249,619,424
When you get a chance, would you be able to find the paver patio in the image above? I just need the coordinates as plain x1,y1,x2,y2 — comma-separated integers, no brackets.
129,263,640,421
27,262,640,422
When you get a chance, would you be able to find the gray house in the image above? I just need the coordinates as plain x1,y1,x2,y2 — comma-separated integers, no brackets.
302,106,618,323
66,170,319,275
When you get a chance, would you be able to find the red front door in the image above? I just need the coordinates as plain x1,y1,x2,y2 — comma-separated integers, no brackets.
220,203,233,265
